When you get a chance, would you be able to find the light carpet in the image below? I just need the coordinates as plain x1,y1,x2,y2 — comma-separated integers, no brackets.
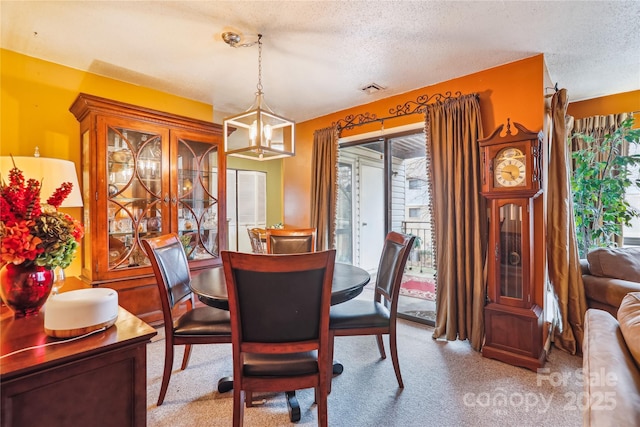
146,320,583,426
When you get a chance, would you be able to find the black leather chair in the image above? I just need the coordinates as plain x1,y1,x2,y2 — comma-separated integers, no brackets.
328,231,415,388
263,227,318,420
265,228,317,254
221,250,336,427
142,233,232,406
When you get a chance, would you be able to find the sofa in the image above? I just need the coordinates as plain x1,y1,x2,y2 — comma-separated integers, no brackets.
580,247,640,316
583,292,640,426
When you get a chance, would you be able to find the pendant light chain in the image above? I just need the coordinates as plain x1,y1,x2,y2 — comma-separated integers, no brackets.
222,31,295,160
256,34,263,94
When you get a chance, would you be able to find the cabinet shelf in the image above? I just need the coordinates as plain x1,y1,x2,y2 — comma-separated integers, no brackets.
178,227,216,233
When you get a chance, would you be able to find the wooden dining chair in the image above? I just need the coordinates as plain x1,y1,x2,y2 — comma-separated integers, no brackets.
246,227,266,254
265,228,317,254
263,226,318,420
221,250,336,427
142,233,232,406
328,231,415,388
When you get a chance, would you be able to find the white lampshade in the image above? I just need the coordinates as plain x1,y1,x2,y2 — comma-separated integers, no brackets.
0,156,83,207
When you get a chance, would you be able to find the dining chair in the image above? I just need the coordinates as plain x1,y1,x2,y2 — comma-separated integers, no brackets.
263,227,318,420
142,233,232,406
246,227,266,254
265,228,317,254
328,231,415,388
221,249,336,427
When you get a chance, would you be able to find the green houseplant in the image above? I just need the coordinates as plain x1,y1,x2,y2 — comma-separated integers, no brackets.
571,116,640,258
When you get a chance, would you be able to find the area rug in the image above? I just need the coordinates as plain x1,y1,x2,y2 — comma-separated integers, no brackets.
400,275,436,301
402,309,437,323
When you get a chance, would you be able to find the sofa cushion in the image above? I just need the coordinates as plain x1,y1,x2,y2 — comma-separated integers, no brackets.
587,247,640,281
583,309,640,426
582,275,640,316
618,292,640,367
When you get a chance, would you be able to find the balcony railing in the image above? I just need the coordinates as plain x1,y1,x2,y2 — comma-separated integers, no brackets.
400,221,434,273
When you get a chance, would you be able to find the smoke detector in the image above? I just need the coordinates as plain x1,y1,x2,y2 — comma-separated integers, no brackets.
360,83,386,94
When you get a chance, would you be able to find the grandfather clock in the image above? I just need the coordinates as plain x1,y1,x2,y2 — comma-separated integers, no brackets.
479,119,546,371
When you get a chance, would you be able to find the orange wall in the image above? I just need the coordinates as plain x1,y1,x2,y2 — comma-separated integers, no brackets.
283,55,546,227
567,90,640,119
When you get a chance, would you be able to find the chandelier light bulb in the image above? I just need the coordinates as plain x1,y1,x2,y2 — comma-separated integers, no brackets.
249,120,258,144
263,124,273,143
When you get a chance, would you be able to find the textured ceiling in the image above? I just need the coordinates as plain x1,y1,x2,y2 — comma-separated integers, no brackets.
2,1,639,123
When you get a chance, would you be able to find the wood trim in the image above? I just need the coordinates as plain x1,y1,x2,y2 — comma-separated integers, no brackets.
70,93,223,135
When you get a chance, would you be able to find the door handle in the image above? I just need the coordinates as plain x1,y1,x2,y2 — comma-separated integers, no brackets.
362,222,368,226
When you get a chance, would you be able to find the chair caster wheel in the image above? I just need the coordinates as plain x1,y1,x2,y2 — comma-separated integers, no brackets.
286,391,301,422
332,361,344,376
217,376,233,393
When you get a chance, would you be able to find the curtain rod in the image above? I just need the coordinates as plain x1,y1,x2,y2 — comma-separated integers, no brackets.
543,85,637,116
333,91,465,134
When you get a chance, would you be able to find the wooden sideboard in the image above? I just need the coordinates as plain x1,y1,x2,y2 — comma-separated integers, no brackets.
0,306,156,427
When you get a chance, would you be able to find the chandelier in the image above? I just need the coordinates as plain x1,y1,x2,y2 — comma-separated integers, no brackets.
222,33,295,161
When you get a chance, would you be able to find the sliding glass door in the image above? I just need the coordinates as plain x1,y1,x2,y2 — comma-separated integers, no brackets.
338,140,385,270
337,131,436,325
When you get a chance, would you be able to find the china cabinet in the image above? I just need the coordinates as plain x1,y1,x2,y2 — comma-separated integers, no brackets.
479,119,546,371
70,94,227,323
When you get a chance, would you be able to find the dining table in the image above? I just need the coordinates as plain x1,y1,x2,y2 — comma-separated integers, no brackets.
189,262,371,421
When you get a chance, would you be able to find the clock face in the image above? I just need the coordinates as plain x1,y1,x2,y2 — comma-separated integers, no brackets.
494,148,526,187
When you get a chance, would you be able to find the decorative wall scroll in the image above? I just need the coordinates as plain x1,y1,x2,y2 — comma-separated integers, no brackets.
332,91,463,134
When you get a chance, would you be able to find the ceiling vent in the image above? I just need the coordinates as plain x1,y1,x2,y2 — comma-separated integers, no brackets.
360,83,385,95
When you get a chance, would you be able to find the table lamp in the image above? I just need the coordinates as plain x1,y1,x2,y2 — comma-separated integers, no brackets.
1,149,84,293
0,149,83,208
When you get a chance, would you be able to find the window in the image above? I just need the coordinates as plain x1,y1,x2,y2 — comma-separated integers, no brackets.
336,162,354,263
408,208,421,218
624,142,640,246
226,169,267,252
408,178,425,189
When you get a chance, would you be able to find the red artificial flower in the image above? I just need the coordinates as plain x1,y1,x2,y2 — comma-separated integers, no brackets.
47,182,73,208
0,220,43,265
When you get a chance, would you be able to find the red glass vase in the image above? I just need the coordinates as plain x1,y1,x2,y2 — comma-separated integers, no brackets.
0,263,54,318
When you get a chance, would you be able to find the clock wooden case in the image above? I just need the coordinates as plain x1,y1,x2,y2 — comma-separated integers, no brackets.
480,120,542,197
479,119,546,371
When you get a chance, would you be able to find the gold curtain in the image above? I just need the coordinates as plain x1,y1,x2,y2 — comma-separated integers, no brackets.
427,94,487,350
310,126,339,251
571,113,631,155
547,89,588,355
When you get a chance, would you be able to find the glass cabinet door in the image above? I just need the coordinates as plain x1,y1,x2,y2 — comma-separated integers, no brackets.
498,202,524,301
175,135,220,261
107,123,167,270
